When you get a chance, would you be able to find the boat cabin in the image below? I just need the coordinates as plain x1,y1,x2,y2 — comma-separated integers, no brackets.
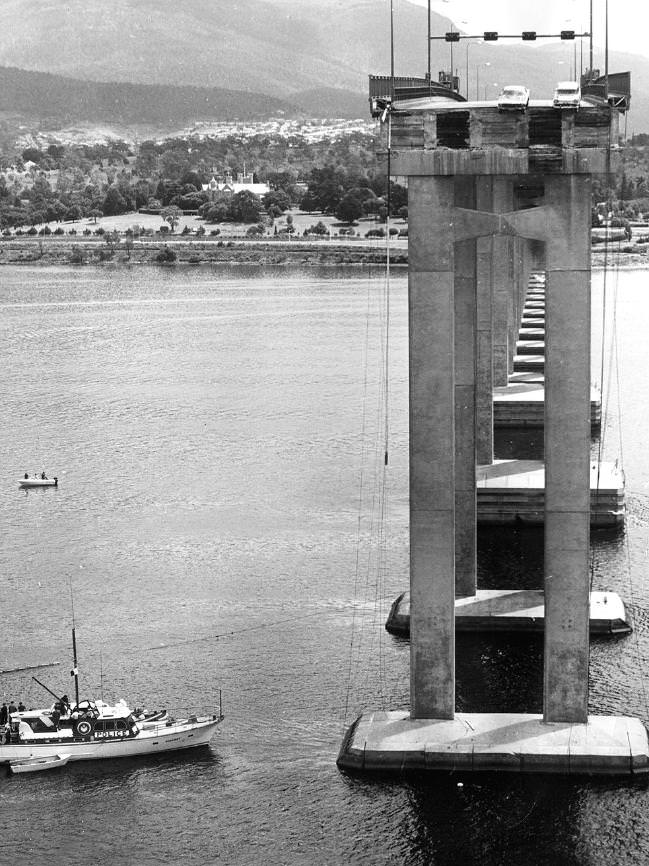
8,699,140,743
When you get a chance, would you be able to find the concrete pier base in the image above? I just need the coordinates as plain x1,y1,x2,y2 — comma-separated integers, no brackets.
509,370,544,384
337,711,649,776
513,354,545,373
494,383,602,428
385,589,631,636
477,459,624,526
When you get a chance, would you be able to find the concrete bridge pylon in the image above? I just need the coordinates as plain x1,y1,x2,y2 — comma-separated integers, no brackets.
338,99,647,775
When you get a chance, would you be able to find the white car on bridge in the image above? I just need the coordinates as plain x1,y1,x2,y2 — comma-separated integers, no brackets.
497,85,530,111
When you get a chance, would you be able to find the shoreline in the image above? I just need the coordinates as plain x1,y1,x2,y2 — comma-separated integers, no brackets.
0,237,407,267
0,238,645,269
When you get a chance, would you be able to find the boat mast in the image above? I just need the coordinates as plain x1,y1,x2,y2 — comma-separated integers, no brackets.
69,578,80,709
71,627,80,709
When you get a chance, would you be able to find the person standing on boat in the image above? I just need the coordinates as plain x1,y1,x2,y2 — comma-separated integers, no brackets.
0,703,7,725
23,473,28,479
17,700,25,712
7,700,17,716
41,471,47,480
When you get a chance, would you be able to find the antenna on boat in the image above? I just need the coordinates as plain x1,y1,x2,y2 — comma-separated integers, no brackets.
69,577,80,710
100,650,104,703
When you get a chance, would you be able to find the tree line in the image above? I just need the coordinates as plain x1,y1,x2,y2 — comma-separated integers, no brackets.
0,133,409,231
3,131,645,233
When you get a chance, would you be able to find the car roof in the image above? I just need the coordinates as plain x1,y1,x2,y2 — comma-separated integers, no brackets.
556,81,579,89
502,85,528,92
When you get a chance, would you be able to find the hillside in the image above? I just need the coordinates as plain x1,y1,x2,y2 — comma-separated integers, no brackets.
0,67,302,126
0,0,647,131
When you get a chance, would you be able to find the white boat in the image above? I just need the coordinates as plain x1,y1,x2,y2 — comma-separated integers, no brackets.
19,476,58,488
9,754,70,774
0,697,223,765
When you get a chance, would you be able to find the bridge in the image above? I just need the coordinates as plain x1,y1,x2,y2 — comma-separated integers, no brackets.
337,87,649,776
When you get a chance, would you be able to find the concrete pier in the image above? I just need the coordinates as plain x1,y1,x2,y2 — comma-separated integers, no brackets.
385,589,632,636
494,383,602,428
476,459,624,527
338,711,649,775
493,275,602,429
338,93,647,778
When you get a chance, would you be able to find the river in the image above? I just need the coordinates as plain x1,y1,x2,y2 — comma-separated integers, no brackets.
0,262,648,864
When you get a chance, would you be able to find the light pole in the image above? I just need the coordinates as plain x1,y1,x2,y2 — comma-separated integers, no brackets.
476,62,490,101
465,41,482,100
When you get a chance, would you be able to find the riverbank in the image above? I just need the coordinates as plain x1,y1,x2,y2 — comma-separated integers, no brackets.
0,236,645,268
0,237,407,267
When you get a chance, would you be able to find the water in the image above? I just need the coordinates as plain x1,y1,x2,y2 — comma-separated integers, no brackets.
0,263,648,864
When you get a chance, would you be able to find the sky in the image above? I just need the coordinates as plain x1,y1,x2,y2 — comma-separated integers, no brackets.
409,0,649,61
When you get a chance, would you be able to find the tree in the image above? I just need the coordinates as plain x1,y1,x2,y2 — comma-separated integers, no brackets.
202,202,229,223
66,204,82,222
262,189,290,215
181,170,204,190
21,148,43,164
172,192,206,210
104,229,121,249
47,144,65,160
123,235,134,260
306,221,328,236
160,205,183,233
155,246,177,263
102,186,129,216
69,244,84,264
335,192,364,224
389,182,408,215
228,190,262,223
305,165,346,213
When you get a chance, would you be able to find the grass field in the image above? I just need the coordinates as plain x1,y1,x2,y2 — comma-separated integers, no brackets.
17,209,406,239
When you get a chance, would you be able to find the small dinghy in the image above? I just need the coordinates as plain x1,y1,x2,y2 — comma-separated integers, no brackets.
133,708,169,728
19,476,58,488
9,754,70,774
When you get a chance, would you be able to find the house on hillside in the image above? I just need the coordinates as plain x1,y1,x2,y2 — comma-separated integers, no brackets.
202,169,269,201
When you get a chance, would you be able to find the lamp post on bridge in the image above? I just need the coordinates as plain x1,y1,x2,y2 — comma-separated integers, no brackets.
465,41,482,100
476,62,490,100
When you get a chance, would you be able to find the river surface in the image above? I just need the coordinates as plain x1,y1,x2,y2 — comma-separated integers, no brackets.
0,263,648,864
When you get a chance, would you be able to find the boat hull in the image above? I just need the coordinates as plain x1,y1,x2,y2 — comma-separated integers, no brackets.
10,754,70,773
0,718,221,764
19,479,57,487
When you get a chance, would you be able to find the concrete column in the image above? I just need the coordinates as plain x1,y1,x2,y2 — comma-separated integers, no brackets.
409,175,455,720
454,177,477,599
475,179,494,466
509,236,523,376
543,174,591,724
491,181,515,387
